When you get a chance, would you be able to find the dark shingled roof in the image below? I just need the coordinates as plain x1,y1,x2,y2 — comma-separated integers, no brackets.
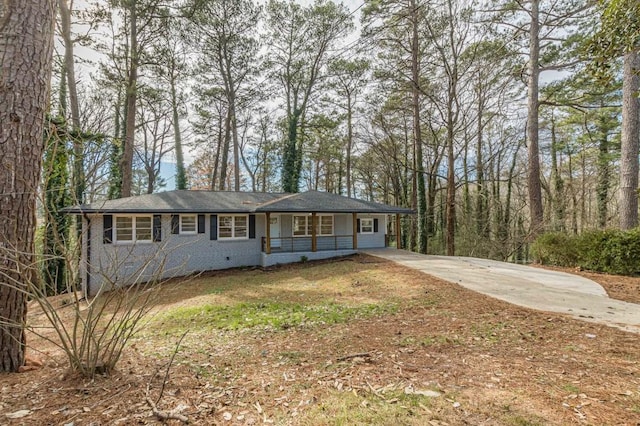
63,190,413,215
255,191,413,214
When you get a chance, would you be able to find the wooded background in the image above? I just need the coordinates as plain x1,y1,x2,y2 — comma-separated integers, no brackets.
37,0,640,264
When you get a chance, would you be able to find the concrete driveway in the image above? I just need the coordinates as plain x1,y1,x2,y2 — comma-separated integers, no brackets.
362,248,640,333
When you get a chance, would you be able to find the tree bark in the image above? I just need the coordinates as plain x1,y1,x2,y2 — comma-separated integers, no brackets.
58,0,84,206
527,0,544,235
619,50,640,230
170,76,187,190
550,113,565,231
476,83,489,238
0,0,55,372
346,95,353,197
120,0,138,198
218,107,232,190
596,112,610,229
446,111,456,256
411,0,427,254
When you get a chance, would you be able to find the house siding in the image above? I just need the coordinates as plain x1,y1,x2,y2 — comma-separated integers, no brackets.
84,213,266,296
81,211,389,296
356,214,387,249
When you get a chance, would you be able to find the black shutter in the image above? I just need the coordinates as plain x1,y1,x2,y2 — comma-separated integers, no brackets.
153,215,162,242
103,215,113,244
356,218,361,233
198,214,205,233
171,214,179,234
373,218,379,233
210,215,218,240
249,214,256,239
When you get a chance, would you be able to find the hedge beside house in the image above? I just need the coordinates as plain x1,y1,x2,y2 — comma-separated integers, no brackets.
532,228,640,276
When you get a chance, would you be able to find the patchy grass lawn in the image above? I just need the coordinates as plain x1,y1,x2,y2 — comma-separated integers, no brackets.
2,254,640,425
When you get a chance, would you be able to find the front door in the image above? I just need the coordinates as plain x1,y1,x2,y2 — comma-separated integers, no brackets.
270,215,281,248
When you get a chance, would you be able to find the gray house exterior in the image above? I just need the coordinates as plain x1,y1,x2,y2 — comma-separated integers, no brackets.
65,190,412,296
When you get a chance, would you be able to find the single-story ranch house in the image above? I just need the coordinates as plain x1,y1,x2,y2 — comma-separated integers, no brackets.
65,190,413,296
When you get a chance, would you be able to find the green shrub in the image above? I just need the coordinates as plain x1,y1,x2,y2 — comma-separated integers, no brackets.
533,228,640,275
576,228,640,275
531,232,578,266
574,229,610,272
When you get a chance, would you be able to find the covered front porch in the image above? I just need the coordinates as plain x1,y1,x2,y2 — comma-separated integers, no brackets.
259,211,405,266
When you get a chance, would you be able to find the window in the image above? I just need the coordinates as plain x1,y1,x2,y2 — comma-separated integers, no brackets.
218,215,248,239
292,215,333,236
115,215,152,243
320,215,333,235
180,215,197,234
293,215,311,236
360,218,374,234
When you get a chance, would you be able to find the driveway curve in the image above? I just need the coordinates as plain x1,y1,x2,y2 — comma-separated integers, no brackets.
362,248,640,334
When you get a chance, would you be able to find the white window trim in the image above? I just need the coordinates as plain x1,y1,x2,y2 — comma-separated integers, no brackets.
292,214,334,237
360,218,374,234
180,214,197,235
218,214,249,240
113,215,153,244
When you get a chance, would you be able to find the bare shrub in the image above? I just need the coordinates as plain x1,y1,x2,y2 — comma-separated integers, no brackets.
2,232,183,378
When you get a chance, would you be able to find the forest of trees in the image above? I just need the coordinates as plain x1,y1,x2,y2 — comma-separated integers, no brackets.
11,0,640,259
1,0,639,371
12,0,639,262
39,0,637,259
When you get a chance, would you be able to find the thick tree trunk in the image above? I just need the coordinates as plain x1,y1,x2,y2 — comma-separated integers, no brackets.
527,0,544,235
0,0,55,372
619,50,640,230
120,1,138,198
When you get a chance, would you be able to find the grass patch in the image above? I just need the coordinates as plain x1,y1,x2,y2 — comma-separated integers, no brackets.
157,301,398,332
562,383,580,393
300,390,440,426
396,335,458,347
471,321,510,343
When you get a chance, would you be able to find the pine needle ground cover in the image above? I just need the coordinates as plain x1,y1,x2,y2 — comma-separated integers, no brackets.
3,254,639,425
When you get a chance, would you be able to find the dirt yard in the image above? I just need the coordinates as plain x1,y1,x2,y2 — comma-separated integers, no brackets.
2,254,639,425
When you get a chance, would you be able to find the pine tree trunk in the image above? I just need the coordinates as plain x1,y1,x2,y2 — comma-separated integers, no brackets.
411,0,427,254
230,96,240,191
170,76,187,190
0,0,55,372
476,87,489,238
120,0,138,198
58,0,84,209
527,0,544,235
596,113,610,228
619,50,640,230
346,96,353,198
283,111,301,193
219,108,232,190
550,114,565,231
446,121,456,256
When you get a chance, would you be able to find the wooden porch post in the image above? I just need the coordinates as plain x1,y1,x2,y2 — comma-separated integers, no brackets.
265,212,271,254
396,214,402,250
311,212,317,252
352,212,358,250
